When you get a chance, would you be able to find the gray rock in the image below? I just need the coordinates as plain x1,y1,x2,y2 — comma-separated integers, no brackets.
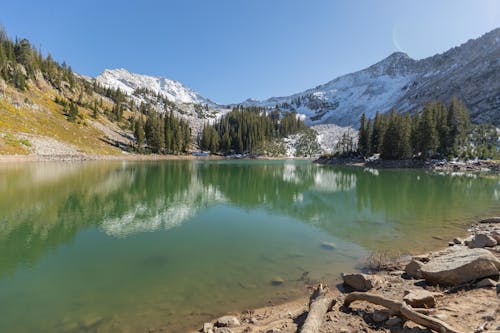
341,273,377,291
468,233,497,249
476,278,496,288
491,231,500,243
468,233,498,248
372,310,390,322
386,317,402,327
452,237,463,245
403,290,436,308
420,247,500,286
405,260,424,279
216,315,240,328
480,217,500,224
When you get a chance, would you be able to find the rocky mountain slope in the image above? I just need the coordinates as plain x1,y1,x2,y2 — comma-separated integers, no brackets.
242,28,500,126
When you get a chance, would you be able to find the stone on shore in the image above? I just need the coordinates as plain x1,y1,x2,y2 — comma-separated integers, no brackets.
420,247,500,286
405,259,424,279
468,233,497,248
203,322,214,333
372,310,390,322
403,289,437,308
216,315,240,328
341,273,377,291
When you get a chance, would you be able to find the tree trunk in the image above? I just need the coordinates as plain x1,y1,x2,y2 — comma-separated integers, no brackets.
300,284,334,333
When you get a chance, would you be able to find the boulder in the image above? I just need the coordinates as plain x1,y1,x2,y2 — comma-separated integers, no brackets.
452,237,462,245
480,217,500,224
403,289,436,308
341,273,377,291
420,247,500,286
405,260,424,279
468,233,497,248
216,316,240,328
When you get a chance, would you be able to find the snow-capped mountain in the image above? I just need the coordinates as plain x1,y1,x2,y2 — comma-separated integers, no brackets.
242,28,500,126
96,68,218,107
96,68,229,136
95,28,499,129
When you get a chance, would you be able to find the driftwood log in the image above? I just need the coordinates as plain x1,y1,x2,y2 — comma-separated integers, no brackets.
344,292,462,333
300,284,334,333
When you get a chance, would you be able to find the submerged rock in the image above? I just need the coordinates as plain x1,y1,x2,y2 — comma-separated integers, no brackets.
320,241,337,250
271,276,285,286
341,273,377,291
420,247,500,286
403,289,437,308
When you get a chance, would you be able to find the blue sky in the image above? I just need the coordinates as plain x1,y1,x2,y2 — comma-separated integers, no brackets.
2,0,499,104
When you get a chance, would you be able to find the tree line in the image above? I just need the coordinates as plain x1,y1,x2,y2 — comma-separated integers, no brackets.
358,98,497,160
199,106,306,154
0,27,75,91
134,105,191,154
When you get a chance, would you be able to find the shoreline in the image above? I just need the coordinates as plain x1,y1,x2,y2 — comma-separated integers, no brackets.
194,217,500,333
0,153,313,163
314,156,500,173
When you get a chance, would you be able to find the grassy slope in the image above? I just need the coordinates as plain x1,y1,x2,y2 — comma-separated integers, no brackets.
0,77,127,155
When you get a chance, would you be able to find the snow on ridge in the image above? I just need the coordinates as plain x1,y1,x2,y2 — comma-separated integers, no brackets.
96,68,217,106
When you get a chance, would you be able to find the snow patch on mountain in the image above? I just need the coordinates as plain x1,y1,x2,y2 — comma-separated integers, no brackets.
96,68,217,106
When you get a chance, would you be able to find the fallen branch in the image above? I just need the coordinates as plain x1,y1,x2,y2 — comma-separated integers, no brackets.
300,284,334,333
343,292,462,333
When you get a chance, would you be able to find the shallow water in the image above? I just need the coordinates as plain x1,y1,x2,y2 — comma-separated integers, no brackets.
0,160,498,332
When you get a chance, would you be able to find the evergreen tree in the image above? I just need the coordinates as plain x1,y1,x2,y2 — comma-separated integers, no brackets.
418,103,438,158
134,117,145,152
358,113,370,157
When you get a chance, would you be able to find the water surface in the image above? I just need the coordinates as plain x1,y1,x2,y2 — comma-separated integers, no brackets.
0,160,498,332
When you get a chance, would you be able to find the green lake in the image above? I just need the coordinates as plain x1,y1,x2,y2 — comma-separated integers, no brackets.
0,160,498,332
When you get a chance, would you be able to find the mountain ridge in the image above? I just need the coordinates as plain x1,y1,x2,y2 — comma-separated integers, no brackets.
241,28,500,126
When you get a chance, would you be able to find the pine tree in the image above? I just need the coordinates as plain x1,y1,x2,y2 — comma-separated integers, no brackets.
358,113,369,157
419,103,438,158
134,117,145,152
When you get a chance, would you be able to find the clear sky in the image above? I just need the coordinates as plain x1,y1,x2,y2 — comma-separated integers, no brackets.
2,0,499,104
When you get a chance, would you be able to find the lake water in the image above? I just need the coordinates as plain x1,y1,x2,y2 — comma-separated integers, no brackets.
0,160,498,332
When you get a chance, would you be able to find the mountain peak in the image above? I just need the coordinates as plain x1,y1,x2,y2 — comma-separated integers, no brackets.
96,69,216,106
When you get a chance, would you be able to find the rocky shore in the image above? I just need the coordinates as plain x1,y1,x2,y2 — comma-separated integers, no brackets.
314,156,500,172
196,217,500,333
